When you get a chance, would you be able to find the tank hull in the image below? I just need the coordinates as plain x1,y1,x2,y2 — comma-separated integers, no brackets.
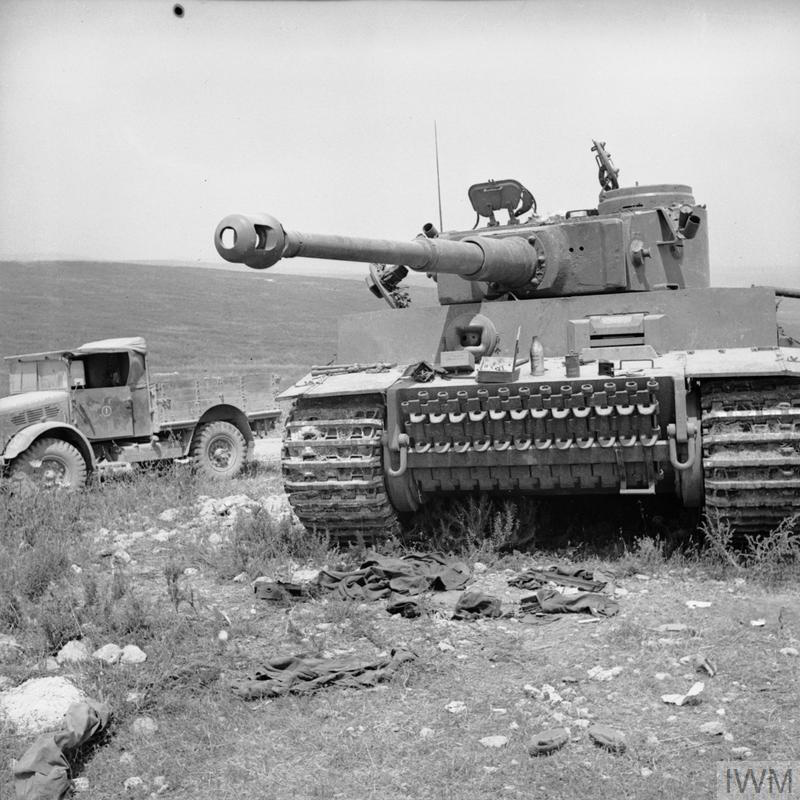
279,287,800,541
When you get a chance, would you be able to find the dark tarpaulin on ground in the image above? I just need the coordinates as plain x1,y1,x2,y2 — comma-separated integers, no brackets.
521,587,619,618
386,590,503,620
315,553,471,601
508,565,613,593
230,648,416,700
13,700,110,800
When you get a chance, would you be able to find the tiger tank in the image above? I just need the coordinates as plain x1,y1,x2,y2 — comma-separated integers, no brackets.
214,141,800,542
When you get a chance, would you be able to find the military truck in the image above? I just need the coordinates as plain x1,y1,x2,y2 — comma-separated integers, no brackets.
0,337,279,488
214,141,800,542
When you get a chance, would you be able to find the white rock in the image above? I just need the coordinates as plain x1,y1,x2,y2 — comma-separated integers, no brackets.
291,568,320,584
508,721,520,730
634,574,651,581
73,776,90,792
152,530,173,543
45,657,60,672
641,768,653,777
700,720,726,735
587,665,623,682
613,587,629,597
93,643,122,665
574,719,590,729
654,672,670,681
158,508,180,523
445,701,467,714
479,735,508,748
56,640,90,665
183,568,198,576
661,681,704,707
113,549,131,564
232,572,249,583
207,533,223,546
438,641,455,652
686,600,712,609
523,684,544,700
120,645,147,665
0,676,85,734
0,634,22,662
473,562,488,573
70,564,83,575
123,776,145,791
132,716,158,736
780,647,798,657
419,727,435,739
731,746,753,759
750,619,766,627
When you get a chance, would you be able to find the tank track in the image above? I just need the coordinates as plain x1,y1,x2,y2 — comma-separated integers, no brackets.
701,377,800,534
282,395,400,544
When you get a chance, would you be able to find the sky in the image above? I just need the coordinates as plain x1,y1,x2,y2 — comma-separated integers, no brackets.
1,0,799,286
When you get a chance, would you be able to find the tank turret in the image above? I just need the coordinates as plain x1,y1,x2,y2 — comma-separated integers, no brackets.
214,141,709,305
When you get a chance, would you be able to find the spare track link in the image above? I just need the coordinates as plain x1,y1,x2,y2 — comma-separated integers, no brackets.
702,377,800,534
282,395,400,543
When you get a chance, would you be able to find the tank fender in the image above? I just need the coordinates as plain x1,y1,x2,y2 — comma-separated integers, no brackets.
680,346,800,379
1,422,96,468
278,366,407,400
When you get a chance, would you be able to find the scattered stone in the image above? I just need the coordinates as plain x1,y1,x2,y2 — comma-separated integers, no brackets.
733,578,746,586
232,572,249,583
574,719,590,729
120,645,147,665
750,619,766,627
183,567,198,576
70,564,83,575
686,600,712,609
480,735,509,748
0,676,85,734
646,733,660,745
634,574,651,581
132,716,158,736
207,532,223,546
153,776,169,794
0,634,22,663
113,549,132,564
73,776,90,792
473,562,488,573
550,711,566,723
508,721,520,730
588,724,627,753
657,623,694,633
438,641,455,652
541,684,564,704
700,720,726,736
587,665,623,682
614,587,629,597
654,672,670,681
731,746,753,759
123,776,145,791
158,508,180,523
780,647,798,657
641,767,653,777
445,701,467,714
523,684,544,700
45,657,60,672
723,732,735,742
419,727,435,739
527,727,569,756
93,643,123,665
291,567,320,584
716,708,726,716
56,640,90,665
661,681,704,707
119,753,135,765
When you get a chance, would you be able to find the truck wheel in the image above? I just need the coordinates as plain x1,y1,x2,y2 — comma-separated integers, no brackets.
10,438,88,490
191,421,247,479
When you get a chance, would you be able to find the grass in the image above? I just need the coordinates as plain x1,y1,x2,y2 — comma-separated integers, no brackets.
1,469,799,799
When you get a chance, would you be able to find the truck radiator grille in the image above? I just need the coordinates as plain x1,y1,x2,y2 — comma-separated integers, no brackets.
10,404,61,427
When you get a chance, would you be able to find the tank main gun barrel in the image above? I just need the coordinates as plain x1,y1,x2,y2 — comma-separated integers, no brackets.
214,213,543,288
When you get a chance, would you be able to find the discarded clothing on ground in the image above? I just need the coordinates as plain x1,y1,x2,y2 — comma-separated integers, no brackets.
230,648,416,699
316,553,470,601
509,565,611,593
254,580,314,603
520,587,619,618
13,699,110,800
453,591,503,620
386,590,503,620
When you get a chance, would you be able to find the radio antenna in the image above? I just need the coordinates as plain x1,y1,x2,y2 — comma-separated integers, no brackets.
434,121,444,231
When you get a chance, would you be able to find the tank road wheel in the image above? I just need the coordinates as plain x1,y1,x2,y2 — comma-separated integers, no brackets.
10,438,88,490
191,421,247,479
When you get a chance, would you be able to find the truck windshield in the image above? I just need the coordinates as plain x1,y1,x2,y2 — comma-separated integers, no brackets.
8,359,68,394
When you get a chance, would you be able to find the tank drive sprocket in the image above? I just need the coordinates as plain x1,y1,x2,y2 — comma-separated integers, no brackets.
282,395,400,543
702,377,800,534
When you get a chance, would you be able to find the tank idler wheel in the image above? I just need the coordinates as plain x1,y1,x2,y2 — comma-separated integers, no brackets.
10,437,88,490
191,421,247,479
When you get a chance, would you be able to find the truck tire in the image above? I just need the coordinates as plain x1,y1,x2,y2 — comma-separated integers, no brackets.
10,438,88,490
191,421,247,479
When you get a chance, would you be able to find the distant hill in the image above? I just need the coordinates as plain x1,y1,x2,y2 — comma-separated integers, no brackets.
0,260,437,391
